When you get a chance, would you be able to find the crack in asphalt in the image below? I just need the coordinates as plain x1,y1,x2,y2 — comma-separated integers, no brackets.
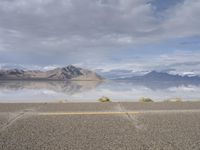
0,104,47,133
118,102,145,130
0,111,26,133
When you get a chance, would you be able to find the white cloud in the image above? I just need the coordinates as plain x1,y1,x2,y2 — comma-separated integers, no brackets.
43,65,60,70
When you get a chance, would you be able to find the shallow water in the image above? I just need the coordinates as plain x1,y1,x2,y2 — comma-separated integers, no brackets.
0,80,200,102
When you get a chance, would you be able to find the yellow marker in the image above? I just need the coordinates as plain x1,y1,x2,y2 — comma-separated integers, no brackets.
39,111,140,116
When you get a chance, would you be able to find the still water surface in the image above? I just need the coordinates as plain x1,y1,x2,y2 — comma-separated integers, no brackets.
0,80,200,102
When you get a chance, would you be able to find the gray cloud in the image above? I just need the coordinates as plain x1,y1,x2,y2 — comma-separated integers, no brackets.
162,0,200,38
0,0,199,66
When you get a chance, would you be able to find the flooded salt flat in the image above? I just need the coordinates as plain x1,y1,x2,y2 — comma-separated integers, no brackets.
0,80,200,102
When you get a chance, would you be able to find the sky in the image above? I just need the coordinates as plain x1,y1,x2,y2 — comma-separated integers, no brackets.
0,0,200,75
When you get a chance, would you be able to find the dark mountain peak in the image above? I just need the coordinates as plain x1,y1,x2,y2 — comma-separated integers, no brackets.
144,71,182,80
118,70,200,82
63,65,78,70
60,65,83,77
146,70,157,75
145,71,171,77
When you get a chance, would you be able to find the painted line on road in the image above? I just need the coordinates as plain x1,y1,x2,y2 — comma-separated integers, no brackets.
38,111,140,116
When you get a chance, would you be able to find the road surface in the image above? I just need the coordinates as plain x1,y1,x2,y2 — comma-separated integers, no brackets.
0,102,200,150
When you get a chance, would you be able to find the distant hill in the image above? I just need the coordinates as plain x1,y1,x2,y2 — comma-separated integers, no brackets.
0,65,103,81
116,71,200,82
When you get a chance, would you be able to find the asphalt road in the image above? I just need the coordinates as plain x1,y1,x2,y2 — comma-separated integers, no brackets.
0,102,200,150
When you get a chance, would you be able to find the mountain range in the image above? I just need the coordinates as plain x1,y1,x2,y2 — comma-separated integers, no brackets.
1,64,200,82
0,65,103,81
116,71,200,81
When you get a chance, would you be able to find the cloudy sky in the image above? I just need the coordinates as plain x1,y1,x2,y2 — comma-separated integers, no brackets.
0,0,200,75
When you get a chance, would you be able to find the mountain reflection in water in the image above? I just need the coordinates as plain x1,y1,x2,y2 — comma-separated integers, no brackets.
0,80,200,102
